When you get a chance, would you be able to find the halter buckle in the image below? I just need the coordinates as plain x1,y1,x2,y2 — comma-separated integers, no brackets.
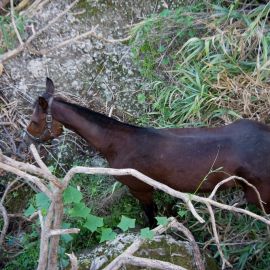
46,114,53,123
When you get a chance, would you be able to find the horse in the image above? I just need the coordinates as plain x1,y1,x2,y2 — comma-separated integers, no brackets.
21,78,270,227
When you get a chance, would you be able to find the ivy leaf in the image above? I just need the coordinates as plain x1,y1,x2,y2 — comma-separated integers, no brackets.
140,227,154,240
69,202,90,218
100,228,116,243
35,193,50,211
84,214,103,232
155,216,169,226
117,216,136,232
63,186,82,204
24,204,36,217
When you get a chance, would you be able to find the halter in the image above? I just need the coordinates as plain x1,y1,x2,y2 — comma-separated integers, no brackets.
23,96,54,143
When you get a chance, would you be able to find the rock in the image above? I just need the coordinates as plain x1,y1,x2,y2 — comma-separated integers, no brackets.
77,233,217,270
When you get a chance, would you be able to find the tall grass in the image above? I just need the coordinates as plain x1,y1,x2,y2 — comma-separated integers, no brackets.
130,2,270,127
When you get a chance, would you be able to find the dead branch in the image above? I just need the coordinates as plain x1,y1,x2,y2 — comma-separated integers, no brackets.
0,179,18,203
0,161,52,197
206,203,232,269
49,228,80,236
0,202,9,248
63,167,270,226
0,152,63,189
209,175,267,215
0,0,81,63
121,256,187,270
171,222,205,270
66,252,78,270
10,0,23,45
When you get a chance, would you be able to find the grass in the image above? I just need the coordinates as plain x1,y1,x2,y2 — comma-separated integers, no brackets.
130,1,270,127
0,13,26,54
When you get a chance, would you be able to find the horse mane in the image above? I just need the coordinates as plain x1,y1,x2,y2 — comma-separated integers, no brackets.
56,99,142,130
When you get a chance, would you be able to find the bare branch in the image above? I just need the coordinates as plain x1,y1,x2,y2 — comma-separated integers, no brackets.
209,175,267,215
206,203,232,269
63,167,270,226
0,202,9,248
29,144,63,189
0,152,63,189
49,228,80,236
121,255,187,270
0,161,52,198
0,0,80,63
10,0,24,45
1,179,18,203
66,252,78,270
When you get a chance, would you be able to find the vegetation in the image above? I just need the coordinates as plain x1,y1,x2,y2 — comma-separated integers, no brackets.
131,1,270,127
1,1,270,270
0,14,26,54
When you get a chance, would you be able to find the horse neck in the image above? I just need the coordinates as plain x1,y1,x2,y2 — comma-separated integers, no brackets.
51,99,136,156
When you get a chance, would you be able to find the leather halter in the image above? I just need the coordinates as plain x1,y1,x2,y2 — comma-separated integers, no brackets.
23,96,54,143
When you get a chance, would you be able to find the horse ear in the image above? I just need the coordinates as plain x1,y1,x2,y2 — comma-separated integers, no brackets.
38,97,48,110
46,77,54,95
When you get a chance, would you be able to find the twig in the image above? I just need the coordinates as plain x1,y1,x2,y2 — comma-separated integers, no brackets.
206,203,232,269
1,179,18,203
10,0,23,45
0,161,52,198
171,221,205,270
49,228,80,236
66,252,78,270
209,175,267,215
0,0,80,63
0,202,9,248
121,256,187,270
29,26,131,56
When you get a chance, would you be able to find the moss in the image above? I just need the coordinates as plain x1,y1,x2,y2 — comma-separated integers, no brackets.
134,238,195,270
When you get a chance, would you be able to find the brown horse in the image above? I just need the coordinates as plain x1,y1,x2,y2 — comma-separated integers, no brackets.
22,78,270,226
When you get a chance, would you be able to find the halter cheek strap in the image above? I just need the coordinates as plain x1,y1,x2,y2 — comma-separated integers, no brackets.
24,96,54,143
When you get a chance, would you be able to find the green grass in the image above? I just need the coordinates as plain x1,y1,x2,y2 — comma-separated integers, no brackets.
130,2,270,127
0,13,26,54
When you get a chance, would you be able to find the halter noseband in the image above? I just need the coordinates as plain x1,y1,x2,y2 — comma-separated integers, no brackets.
23,96,54,143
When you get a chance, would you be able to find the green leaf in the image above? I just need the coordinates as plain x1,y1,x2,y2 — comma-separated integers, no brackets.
117,216,136,232
69,202,90,218
155,216,168,226
24,204,36,217
84,214,104,232
35,193,50,211
100,228,116,243
140,227,154,240
63,186,82,204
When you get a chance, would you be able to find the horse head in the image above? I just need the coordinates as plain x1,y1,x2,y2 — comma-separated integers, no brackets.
18,78,63,157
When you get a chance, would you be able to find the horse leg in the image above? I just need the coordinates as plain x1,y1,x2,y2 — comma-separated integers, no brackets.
129,189,157,228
